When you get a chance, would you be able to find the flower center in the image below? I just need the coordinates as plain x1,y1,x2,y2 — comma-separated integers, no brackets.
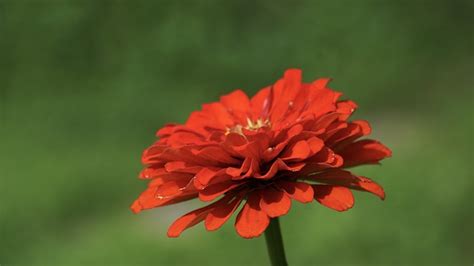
226,118,271,135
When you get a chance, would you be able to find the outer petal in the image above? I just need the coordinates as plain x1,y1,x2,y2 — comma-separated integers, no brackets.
313,185,354,211
336,100,358,121
194,167,221,189
139,166,167,179
308,169,385,200
250,87,271,120
302,79,341,119
277,180,314,203
280,140,311,161
165,161,202,174
131,186,197,214
338,139,392,167
259,187,292,218
198,181,242,202
325,120,371,149
220,89,251,112
235,192,270,238
167,205,214,238
155,176,194,198
205,193,245,231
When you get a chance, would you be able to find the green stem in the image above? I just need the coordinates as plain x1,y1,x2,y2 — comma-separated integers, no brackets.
264,218,288,266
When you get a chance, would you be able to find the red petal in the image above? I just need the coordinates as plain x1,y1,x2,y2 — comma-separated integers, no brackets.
313,185,354,211
269,69,302,125
139,166,167,179
280,140,311,161
277,181,314,203
250,87,271,120
307,137,324,154
338,139,392,167
194,167,220,189
308,112,340,134
192,146,240,165
165,131,205,146
311,78,331,90
302,80,340,118
325,123,360,147
201,102,235,128
198,181,242,202
235,192,270,238
167,205,214,237
309,169,385,200
131,186,197,214
226,157,251,179
254,159,305,179
283,68,302,88
205,193,245,231
164,161,202,174
336,100,358,121
325,120,372,149
220,90,251,113
156,124,176,137
145,173,194,188
301,147,343,174
155,177,193,198
259,187,292,218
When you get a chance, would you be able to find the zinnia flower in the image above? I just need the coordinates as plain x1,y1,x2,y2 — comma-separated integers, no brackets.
131,69,391,238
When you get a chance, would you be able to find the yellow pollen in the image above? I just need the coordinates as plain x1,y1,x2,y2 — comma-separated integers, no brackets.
226,118,271,135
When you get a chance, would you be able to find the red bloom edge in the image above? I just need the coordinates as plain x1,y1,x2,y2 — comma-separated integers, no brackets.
131,69,392,238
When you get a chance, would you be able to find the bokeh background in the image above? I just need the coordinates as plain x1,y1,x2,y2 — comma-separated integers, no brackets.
1,1,473,265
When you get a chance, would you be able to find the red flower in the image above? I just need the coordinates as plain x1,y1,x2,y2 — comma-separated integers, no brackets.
131,69,391,238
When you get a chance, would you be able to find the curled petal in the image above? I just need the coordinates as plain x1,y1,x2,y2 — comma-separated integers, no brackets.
250,87,271,120
325,120,371,149
194,167,221,189
280,140,311,161
205,193,245,231
338,139,392,167
235,192,270,238
139,166,167,179
277,180,314,203
220,90,251,113
156,124,176,138
131,186,197,214
133,69,391,239
313,185,354,211
191,146,240,165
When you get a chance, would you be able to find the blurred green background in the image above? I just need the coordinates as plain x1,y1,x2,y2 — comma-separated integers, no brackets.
1,1,473,265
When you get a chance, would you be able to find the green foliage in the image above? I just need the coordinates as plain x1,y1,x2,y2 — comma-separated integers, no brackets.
1,1,472,265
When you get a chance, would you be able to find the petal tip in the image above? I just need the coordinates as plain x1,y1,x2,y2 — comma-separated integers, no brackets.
130,200,142,214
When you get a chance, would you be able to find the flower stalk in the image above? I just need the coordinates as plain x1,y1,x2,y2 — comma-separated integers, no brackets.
264,218,288,266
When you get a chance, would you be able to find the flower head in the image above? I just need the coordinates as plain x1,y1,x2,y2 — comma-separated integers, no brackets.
131,69,391,238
